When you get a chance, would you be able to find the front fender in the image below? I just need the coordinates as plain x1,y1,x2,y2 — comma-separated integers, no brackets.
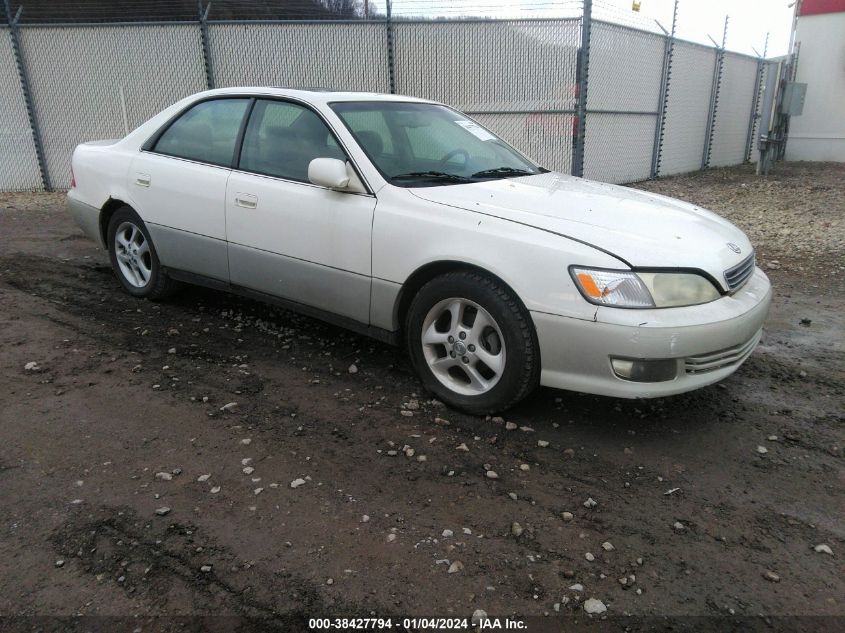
371,188,625,330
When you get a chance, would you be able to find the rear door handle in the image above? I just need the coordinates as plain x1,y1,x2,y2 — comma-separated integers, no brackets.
135,172,151,187
234,193,258,209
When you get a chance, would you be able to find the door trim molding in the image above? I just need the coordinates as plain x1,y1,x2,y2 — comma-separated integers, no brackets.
164,267,398,346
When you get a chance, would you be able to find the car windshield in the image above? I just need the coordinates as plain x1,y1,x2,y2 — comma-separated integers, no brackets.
329,101,546,187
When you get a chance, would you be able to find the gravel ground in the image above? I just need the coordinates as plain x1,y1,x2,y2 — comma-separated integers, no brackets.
0,162,842,632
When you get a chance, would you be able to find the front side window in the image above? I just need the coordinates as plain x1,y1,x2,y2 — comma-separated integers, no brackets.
330,101,544,187
239,99,346,182
153,98,250,167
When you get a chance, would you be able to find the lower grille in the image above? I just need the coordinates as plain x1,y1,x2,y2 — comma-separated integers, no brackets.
685,331,762,375
724,252,755,291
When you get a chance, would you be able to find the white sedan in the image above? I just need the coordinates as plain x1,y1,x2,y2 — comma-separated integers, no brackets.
67,88,771,414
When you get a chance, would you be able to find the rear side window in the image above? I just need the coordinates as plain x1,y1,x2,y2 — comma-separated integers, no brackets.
238,99,346,182
153,98,250,167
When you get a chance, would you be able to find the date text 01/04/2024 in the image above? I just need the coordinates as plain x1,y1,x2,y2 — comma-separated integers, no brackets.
307,617,528,630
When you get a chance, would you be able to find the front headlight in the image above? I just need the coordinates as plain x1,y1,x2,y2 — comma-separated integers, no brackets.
637,272,721,307
571,267,721,308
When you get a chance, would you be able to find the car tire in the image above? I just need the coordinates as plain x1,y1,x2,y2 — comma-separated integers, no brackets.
107,206,177,300
405,270,540,415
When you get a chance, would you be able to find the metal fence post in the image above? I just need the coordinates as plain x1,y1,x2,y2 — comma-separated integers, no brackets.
385,0,396,94
572,0,592,177
4,0,50,191
650,0,677,179
744,33,768,163
702,16,728,170
198,1,214,89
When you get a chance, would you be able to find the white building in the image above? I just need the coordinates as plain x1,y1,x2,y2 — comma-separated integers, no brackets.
786,0,845,161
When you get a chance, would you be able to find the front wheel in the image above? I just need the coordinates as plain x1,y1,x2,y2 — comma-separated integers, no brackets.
405,271,540,415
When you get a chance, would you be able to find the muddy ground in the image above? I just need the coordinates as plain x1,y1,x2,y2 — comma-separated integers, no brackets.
0,162,842,632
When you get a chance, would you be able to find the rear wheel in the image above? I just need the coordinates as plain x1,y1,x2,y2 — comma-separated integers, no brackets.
405,270,540,415
107,206,176,299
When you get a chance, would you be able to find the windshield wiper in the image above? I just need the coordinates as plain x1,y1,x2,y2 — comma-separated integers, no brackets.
391,171,472,183
471,167,535,179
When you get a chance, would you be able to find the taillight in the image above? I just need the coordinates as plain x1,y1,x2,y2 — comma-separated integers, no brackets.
70,166,76,189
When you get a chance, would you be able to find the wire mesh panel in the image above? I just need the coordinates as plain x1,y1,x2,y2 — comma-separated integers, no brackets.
0,27,42,191
583,113,656,183
394,20,580,113
473,112,575,174
586,21,664,112
582,21,664,183
658,41,716,177
19,24,207,189
207,22,389,91
709,52,758,167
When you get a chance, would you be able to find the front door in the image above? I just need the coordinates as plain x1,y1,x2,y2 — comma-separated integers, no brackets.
225,99,375,324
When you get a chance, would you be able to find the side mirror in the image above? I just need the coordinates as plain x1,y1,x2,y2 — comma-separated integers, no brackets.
308,158,350,190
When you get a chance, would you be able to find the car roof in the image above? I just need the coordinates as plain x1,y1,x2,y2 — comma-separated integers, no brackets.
199,86,436,105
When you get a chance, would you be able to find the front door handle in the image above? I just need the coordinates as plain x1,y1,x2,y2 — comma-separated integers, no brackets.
135,172,151,187
234,193,258,209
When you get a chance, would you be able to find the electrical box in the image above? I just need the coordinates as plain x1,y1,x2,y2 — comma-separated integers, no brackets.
782,82,807,116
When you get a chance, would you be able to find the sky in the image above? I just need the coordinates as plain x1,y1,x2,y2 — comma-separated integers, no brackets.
595,0,795,56
387,0,796,57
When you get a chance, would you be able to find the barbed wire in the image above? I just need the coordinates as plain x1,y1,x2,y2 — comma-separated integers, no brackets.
0,0,773,55
3,0,374,23
1,0,584,23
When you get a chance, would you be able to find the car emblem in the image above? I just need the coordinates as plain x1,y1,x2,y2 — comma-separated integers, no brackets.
727,243,741,254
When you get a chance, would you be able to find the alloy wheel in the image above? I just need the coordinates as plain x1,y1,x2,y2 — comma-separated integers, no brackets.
114,221,152,288
420,297,506,396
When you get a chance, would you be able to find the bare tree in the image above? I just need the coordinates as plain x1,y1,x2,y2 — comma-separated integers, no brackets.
319,0,360,18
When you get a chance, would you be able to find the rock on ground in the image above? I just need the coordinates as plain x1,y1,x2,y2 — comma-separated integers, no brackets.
583,598,607,614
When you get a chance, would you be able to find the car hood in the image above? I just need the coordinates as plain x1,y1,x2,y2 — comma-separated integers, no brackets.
410,172,753,291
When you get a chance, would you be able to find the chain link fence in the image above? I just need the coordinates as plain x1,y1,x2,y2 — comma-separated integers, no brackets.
208,21,390,90
708,52,760,168
18,23,207,190
394,18,581,175
657,41,717,177
0,25,41,190
1,1,770,191
582,21,664,183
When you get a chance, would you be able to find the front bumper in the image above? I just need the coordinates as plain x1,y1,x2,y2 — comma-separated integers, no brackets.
532,267,772,398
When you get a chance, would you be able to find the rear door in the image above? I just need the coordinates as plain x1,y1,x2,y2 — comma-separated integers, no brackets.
129,97,251,282
225,98,376,324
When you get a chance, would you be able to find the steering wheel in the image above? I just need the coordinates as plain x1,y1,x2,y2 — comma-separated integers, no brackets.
436,149,470,170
